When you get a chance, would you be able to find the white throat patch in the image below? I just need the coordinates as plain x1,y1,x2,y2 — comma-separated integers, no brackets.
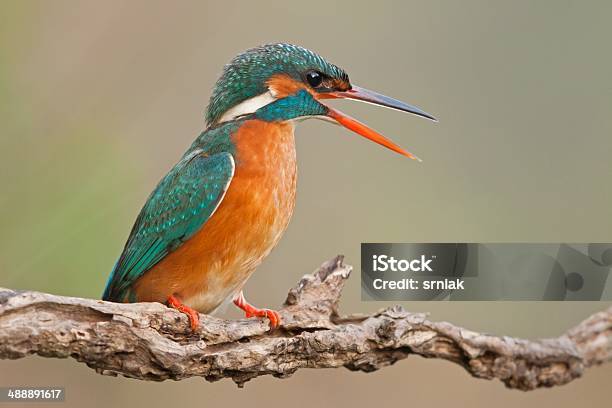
217,91,277,124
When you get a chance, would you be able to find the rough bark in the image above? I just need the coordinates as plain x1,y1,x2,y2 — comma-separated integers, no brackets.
0,256,610,390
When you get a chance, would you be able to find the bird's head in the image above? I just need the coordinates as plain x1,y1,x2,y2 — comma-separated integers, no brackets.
206,43,435,160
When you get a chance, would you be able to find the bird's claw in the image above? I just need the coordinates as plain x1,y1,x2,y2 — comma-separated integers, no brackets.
245,308,280,328
167,294,200,331
233,291,281,329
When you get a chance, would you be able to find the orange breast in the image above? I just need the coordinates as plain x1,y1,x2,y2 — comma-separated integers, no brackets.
132,120,297,312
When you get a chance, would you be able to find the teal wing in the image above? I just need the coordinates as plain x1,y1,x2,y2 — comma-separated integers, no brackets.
102,150,235,301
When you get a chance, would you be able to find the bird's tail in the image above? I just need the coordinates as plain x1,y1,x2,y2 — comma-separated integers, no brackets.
101,260,119,301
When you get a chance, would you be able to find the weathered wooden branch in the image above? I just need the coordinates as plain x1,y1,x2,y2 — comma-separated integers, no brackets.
0,256,610,390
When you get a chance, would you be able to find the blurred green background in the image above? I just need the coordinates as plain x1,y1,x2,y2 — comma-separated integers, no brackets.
1,0,611,407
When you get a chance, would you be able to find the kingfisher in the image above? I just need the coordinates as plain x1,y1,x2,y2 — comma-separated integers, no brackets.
102,43,435,331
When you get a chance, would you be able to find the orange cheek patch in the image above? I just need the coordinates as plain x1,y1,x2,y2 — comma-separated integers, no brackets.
328,77,351,91
266,74,312,98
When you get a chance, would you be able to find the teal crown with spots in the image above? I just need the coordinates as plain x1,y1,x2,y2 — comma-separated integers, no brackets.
205,43,349,125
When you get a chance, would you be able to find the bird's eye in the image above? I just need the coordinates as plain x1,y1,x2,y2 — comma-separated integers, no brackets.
305,71,323,88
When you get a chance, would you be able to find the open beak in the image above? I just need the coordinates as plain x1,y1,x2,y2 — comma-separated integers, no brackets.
319,85,436,161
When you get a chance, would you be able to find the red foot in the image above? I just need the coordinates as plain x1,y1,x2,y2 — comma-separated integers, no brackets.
233,291,280,329
167,295,199,331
